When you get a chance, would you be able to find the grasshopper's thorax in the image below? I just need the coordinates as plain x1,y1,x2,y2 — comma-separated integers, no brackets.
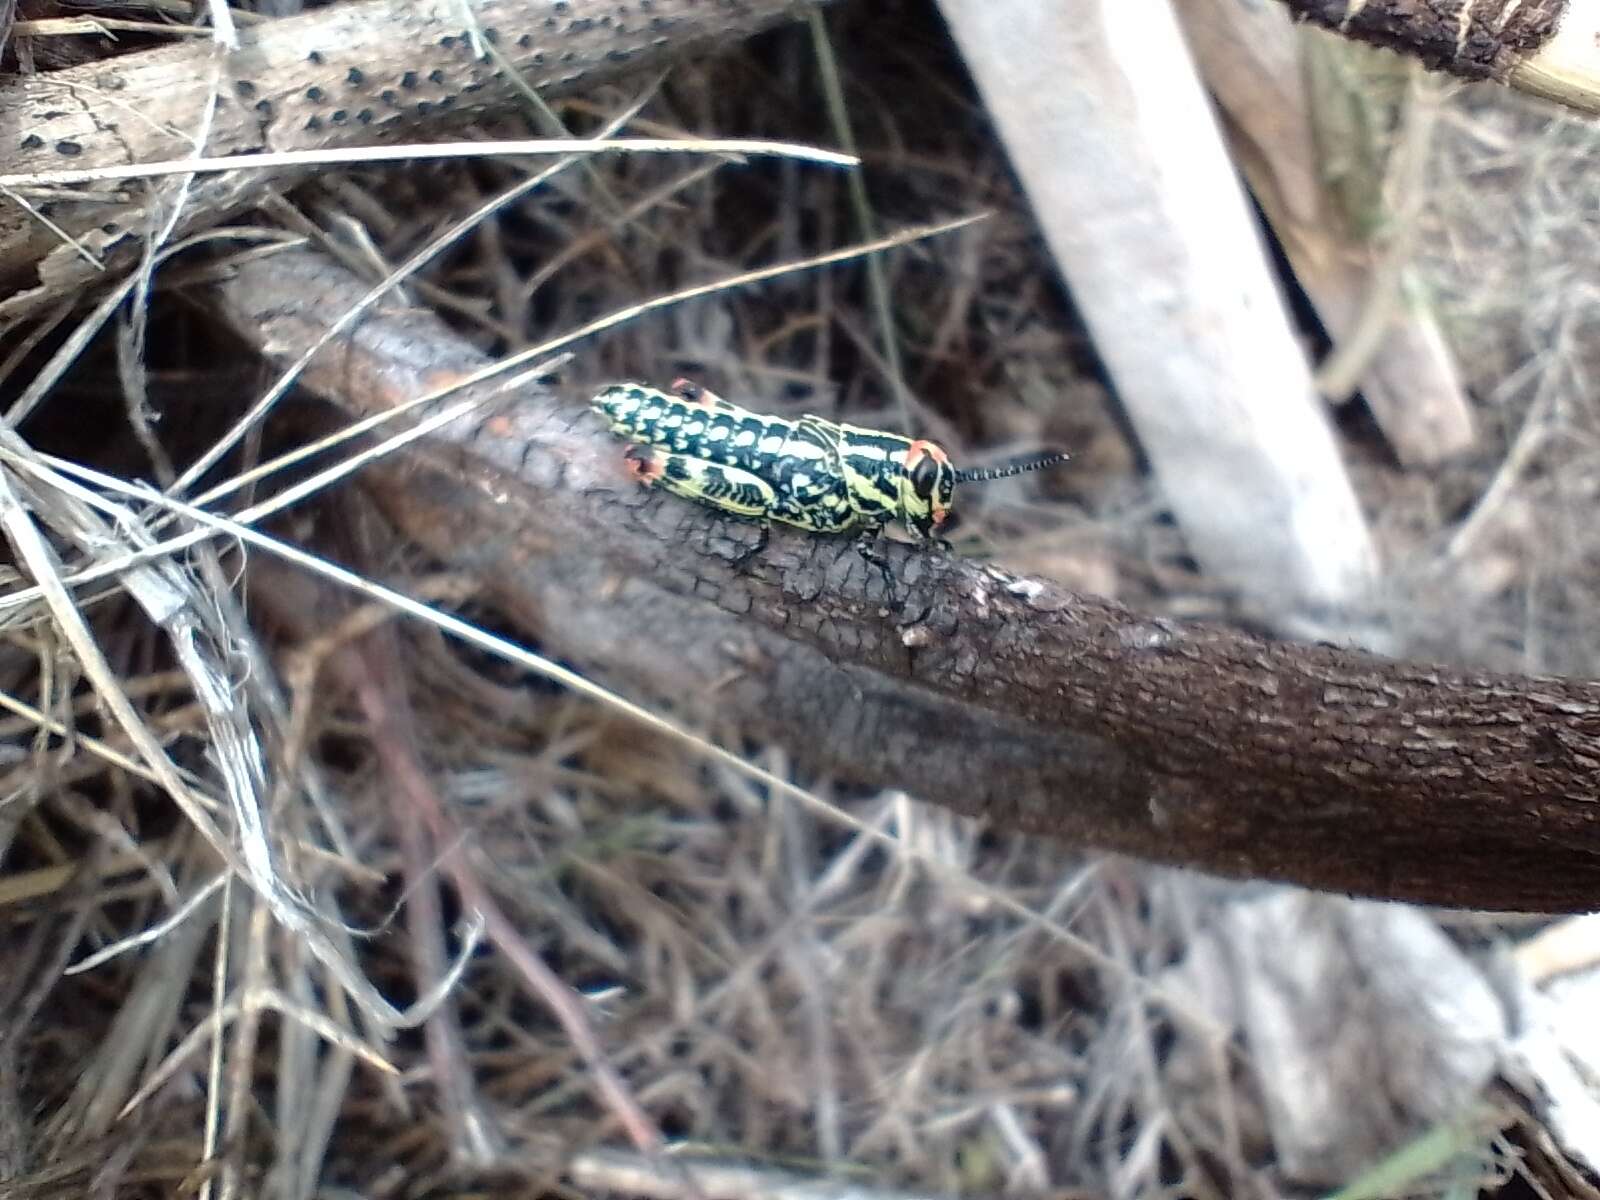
835,425,956,541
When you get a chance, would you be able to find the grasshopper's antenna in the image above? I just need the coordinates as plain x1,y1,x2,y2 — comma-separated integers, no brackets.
952,451,1070,485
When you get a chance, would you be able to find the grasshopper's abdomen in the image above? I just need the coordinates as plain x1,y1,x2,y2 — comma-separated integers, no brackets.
591,382,796,472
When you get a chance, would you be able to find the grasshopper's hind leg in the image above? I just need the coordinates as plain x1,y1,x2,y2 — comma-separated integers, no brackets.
624,444,778,524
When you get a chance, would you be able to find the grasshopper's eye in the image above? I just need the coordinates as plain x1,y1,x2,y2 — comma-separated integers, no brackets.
909,452,943,499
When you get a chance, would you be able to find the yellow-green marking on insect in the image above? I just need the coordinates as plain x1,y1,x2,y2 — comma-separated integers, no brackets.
590,379,1069,543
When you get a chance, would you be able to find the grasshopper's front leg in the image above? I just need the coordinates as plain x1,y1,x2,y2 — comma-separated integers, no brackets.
850,529,898,594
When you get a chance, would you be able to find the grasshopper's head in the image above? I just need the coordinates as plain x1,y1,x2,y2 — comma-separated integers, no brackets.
899,440,957,541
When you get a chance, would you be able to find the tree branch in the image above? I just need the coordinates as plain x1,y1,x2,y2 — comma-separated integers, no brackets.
205,246,1600,914
0,0,821,329
1275,0,1563,80
1272,0,1600,116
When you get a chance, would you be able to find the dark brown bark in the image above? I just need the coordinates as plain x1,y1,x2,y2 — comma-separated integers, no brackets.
1274,0,1565,80
0,0,820,329
206,247,1600,914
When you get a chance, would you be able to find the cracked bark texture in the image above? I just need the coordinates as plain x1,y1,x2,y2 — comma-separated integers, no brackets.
208,246,1600,914
0,0,820,328
1274,0,1566,80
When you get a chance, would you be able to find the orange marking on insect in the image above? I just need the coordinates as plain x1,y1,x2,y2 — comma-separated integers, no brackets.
624,445,665,482
671,377,715,407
